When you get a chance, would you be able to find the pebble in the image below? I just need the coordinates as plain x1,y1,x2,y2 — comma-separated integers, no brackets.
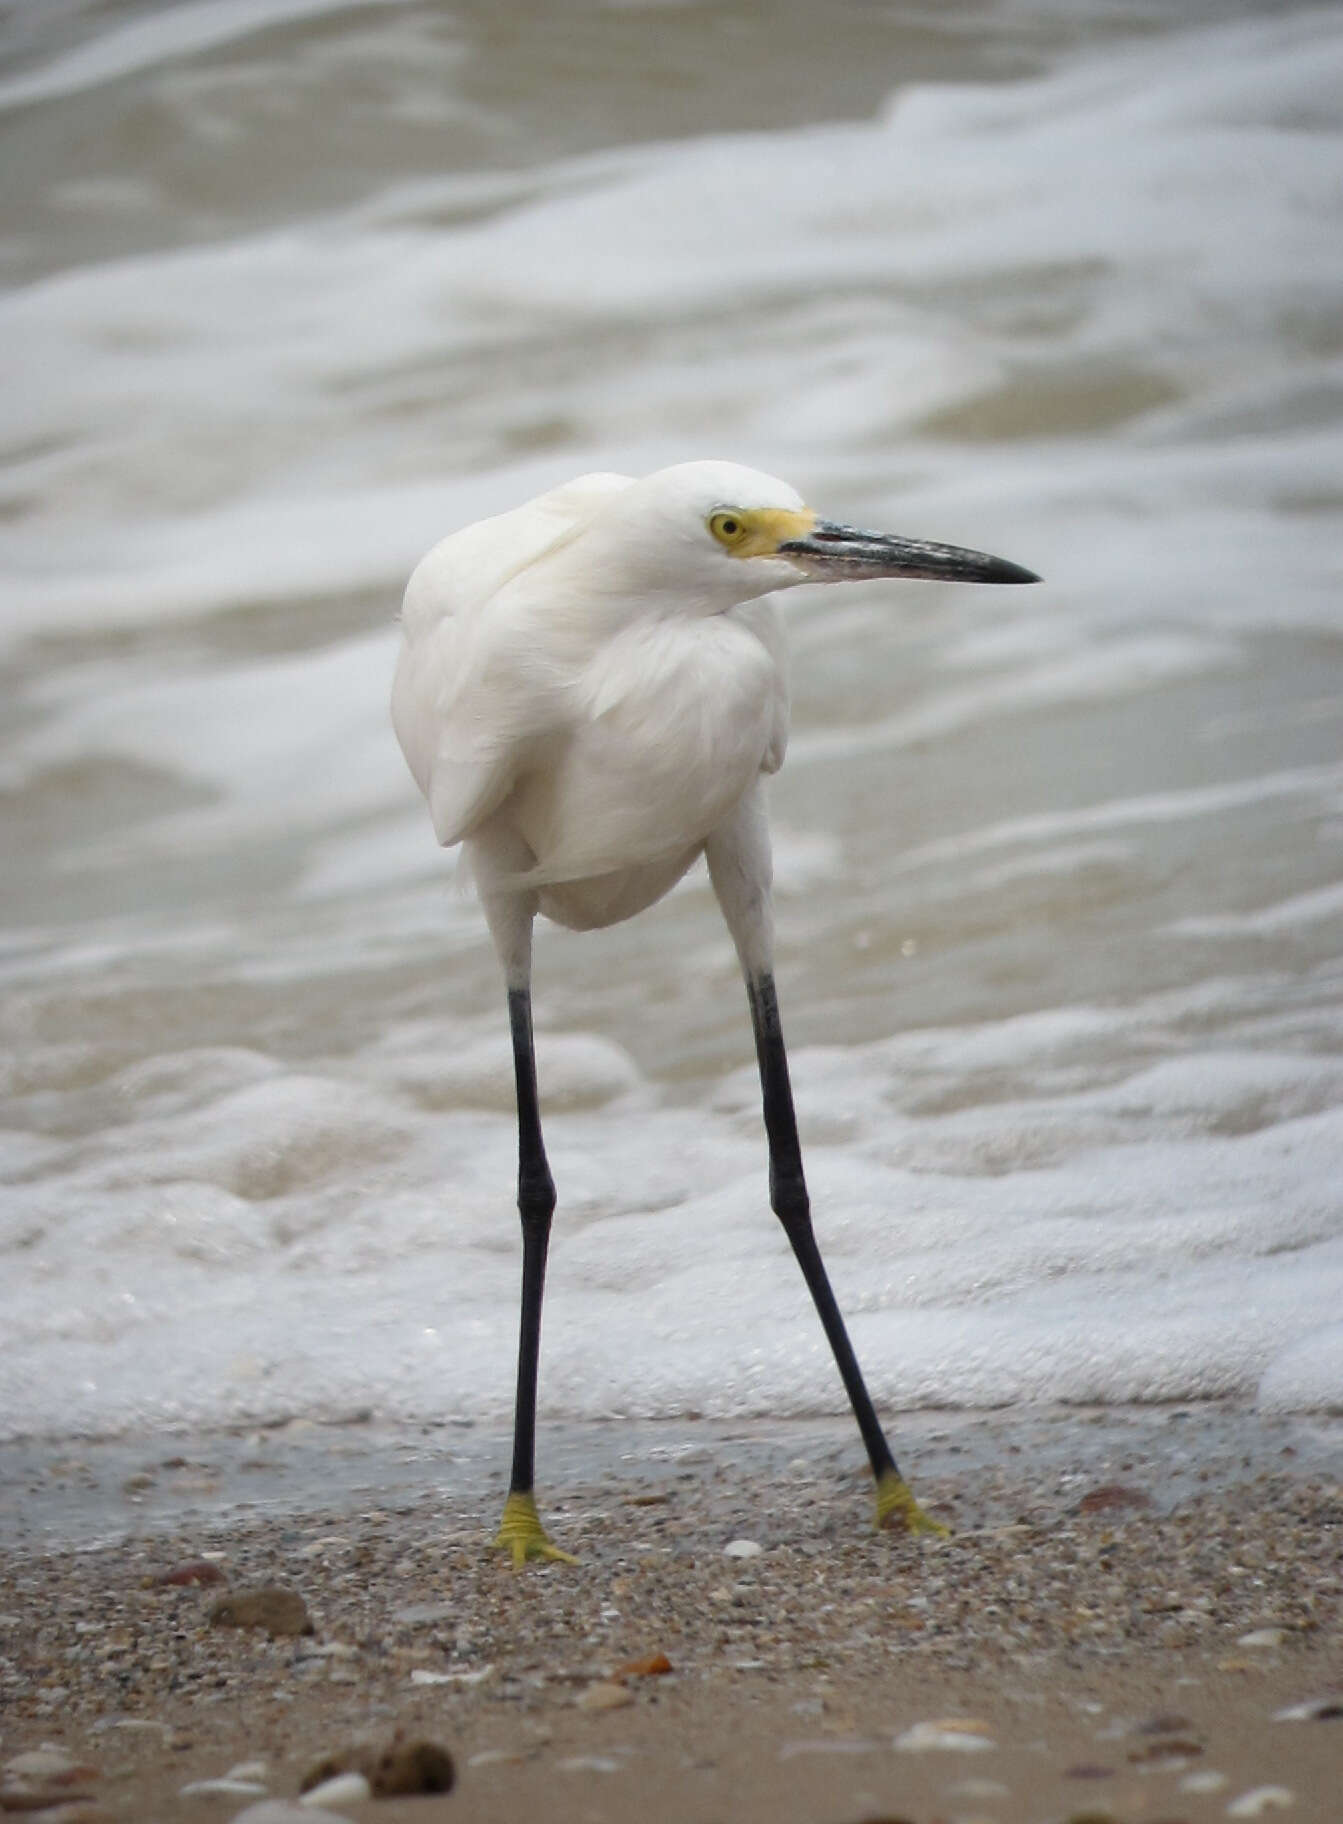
375,1741,454,1799
1127,1737,1203,1765
1272,1697,1343,1722
298,1772,371,1807
179,1777,271,1798
723,1539,762,1559
409,1664,492,1686
1226,1787,1295,1817
614,1651,672,1678
1237,1628,1287,1649
894,1719,995,1753
208,1587,313,1638
576,1680,634,1712
1075,1484,1152,1513
301,1739,454,1799
149,1559,227,1588
1,1746,100,1812
557,1755,621,1774
4,1750,94,1783
1182,1769,1230,1792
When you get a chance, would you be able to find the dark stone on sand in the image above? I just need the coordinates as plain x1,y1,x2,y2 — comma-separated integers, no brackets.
208,1586,313,1637
1075,1483,1152,1514
148,1558,227,1588
301,1734,454,1799
372,1741,455,1798
1126,1737,1203,1763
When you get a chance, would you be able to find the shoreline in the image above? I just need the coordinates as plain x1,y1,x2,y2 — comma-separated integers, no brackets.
5,1402,1341,1554
2,1406,1340,1821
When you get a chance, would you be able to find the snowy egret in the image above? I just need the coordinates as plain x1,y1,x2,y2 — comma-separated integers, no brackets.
393,460,1038,1564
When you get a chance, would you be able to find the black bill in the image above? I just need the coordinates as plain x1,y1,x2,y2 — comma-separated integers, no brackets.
779,520,1039,585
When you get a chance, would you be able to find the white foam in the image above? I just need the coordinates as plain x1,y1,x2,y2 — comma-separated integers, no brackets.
0,0,403,113
3,1006,1341,1436
1173,882,1343,941
1259,1323,1343,1416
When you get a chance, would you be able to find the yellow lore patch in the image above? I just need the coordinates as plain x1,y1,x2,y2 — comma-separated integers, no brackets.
708,504,816,558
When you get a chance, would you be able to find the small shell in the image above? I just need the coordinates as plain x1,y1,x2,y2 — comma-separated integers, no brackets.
895,1719,995,1753
179,1778,270,1798
1226,1787,1295,1818
576,1681,634,1712
299,1773,372,1808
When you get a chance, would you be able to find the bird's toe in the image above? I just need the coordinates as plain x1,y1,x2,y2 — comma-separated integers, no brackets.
492,1490,579,1567
874,1468,951,1538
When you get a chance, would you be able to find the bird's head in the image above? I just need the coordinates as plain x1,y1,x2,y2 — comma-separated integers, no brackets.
582,461,1038,613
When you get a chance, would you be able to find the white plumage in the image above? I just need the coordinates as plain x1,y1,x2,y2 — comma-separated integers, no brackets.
393,462,797,935
391,458,1037,1563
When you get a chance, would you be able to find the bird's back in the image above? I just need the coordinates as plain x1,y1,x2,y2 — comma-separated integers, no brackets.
399,472,635,642
392,472,636,845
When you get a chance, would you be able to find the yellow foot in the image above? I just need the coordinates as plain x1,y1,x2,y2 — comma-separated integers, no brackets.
492,1490,578,1567
874,1468,950,1538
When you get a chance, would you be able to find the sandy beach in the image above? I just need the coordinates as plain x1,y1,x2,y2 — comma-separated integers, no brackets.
2,1408,1339,1822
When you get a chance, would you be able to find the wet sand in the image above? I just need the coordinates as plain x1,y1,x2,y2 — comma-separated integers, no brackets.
2,1408,1340,1822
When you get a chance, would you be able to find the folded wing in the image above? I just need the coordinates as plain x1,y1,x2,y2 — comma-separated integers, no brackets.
392,472,635,847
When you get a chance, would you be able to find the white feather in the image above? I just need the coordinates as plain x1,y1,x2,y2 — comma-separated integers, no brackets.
392,461,800,902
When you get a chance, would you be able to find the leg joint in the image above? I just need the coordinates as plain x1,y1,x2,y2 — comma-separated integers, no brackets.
770,1166,810,1231
518,1174,556,1225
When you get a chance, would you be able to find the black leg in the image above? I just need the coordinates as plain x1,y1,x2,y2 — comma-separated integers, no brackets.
507,986,555,1497
746,972,945,1534
493,987,574,1563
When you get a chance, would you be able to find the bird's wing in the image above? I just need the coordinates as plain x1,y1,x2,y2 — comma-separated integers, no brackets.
393,472,636,847
399,472,635,640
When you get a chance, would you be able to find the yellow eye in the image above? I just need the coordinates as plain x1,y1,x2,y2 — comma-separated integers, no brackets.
709,508,747,547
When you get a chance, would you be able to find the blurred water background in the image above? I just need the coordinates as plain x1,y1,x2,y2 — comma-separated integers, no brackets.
3,0,1342,1445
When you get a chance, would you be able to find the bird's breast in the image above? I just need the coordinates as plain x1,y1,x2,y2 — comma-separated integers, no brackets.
510,613,782,882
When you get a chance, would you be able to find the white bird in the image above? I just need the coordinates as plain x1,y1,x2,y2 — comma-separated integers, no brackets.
393,459,1037,1564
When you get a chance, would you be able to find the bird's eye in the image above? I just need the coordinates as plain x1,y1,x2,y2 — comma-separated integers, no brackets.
709,509,746,546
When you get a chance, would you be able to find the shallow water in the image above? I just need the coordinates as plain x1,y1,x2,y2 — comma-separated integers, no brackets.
2,0,1342,1442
